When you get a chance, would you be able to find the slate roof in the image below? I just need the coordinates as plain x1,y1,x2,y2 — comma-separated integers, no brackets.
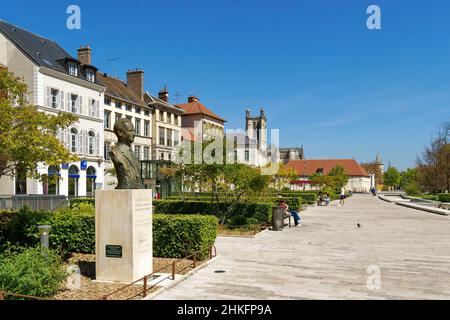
286,159,370,177
143,92,185,114
0,20,102,85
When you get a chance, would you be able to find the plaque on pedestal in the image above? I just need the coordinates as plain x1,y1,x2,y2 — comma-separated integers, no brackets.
95,189,152,282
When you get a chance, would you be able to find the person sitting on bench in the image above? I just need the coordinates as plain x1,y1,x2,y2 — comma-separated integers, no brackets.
290,207,302,226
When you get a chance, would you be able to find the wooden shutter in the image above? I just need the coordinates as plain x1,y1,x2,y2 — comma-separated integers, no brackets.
78,96,83,115
46,87,51,107
95,134,100,156
95,100,100,118
66,93,71,112
88,98,92,117
60,90,65,110
66,128,71,151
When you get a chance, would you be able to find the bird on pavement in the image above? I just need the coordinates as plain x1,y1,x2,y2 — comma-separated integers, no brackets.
357,223,361,228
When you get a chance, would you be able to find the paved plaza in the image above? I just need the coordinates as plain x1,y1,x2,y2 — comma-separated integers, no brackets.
155,194,450,299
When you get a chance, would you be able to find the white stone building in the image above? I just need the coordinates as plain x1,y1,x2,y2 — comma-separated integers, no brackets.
0,20,105,196
286,159,371,193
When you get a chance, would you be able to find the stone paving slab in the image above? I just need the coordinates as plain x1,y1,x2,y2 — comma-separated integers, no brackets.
154,194,450,300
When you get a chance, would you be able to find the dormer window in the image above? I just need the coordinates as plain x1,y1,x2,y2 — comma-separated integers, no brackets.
68,63,78,76
86,69,95,82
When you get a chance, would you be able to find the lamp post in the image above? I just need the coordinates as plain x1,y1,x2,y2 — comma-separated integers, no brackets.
37,225,51,254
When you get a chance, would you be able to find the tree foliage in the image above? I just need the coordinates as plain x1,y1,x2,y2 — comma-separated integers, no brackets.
416,122,450,193
0,68,78,179
310,165,348,193
383,167,401,189
361,161,383,184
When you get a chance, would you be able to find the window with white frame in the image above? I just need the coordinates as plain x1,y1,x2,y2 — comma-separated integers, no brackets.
173,130,179,146
68,63,78,76
89,99,98,118
159,127,165,145
104,111,111,129
71,94,79,113
134,145,141,160
135,119,141,135
143,147,150,160
144,121,150,137
86,69,95,82
160,152,164,160
71,128,78,153
167,128,173,147
51,88,59,108
104,142,111,160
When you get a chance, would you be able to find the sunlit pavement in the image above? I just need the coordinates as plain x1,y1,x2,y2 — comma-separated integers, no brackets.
154,194,450,299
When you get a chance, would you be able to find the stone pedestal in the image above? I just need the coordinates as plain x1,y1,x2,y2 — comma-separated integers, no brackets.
95,189,153,282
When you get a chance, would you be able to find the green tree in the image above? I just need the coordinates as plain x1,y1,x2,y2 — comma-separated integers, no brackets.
271,163,297,192
383,167,401,190
328,165,349,191
0,68,78,179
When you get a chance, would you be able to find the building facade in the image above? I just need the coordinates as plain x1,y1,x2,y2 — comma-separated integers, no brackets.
177,95,225,143
0,20,105,196
144,87,184,162
286,159,371,193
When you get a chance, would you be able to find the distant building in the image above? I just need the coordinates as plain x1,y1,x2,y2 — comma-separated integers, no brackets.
286,159,371,193
279,147,304,164
176,95,225,142
144,87,184,162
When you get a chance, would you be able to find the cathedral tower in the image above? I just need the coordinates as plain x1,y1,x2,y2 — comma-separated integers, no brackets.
245,108,267,151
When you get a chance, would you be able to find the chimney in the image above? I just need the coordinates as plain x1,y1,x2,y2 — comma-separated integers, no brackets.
158,85,169,102
187,95,199,103
127,69,144,100
77,45,92,65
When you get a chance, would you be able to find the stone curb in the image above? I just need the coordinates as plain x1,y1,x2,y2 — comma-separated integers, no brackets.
142,255,222,300
378,195,449,216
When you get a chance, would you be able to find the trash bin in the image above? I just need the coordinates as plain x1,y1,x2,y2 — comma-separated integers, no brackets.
272,207,285,231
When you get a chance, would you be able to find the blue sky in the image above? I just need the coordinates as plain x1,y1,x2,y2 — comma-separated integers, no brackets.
2,0,450,170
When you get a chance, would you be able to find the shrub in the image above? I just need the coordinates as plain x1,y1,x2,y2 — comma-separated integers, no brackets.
438,194,450,203
48,204,95,253
2,204,95,254
404,183,420,196
0,247,67,298
0,210,17,246
153,200,272,224
2,207,51,248
153,214,217,260
69,198,95,208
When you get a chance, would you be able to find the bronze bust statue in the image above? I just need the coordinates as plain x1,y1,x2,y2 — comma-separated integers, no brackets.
109,118,144,189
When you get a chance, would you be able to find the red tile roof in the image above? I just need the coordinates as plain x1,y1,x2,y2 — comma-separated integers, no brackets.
97,72,147,106
286,159,370,177
176,101,226,123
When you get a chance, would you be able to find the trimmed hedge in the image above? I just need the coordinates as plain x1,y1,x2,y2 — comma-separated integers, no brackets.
438,194,450,203
1,206,218,260
165,196,302,212
0,247,67,298
154,200,272,224
1,204,95,254
153,214,217,260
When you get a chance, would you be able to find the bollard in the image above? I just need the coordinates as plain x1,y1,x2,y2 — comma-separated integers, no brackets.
37,225,51,254
272,207,285,231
